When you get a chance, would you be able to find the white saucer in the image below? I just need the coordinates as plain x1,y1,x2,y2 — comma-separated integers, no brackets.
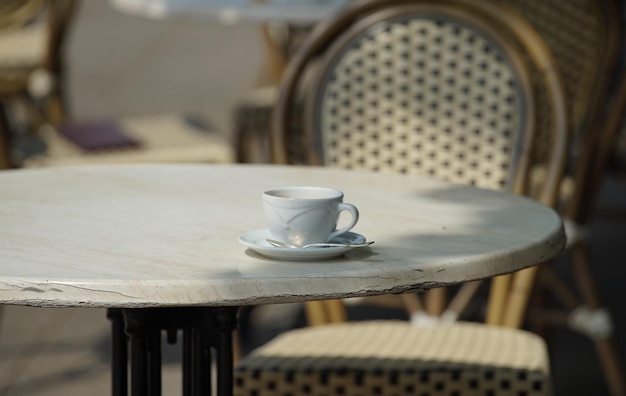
238,229,369,261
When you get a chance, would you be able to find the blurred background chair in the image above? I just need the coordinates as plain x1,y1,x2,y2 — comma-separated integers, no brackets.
234,0,568,394
0,0,77,168
0,0,77,335
488,1,626,394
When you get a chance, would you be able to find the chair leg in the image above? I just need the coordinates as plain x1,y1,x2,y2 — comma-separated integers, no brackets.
499,266,539,328
486,273,512,325
304,300,348,326
446,280,483,320
324,300,347,323
260,24,289,84
571,242,626,396
401,293,423,317
538,265,580,311
304,301,330,326
46,90,67,126
529,264,579,337
423,288,446,315
596,337,626,396
0,101,13,169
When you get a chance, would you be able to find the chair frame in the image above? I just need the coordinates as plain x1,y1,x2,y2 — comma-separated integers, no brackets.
270,0,567,328
236,1,569,394
495,1,626,393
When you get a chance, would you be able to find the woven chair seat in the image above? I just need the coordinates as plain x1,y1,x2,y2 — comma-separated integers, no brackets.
23,113,234,167
235,321,552,396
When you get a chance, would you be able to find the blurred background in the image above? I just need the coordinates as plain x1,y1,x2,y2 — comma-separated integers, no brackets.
0,1,625,395
68,2,263,131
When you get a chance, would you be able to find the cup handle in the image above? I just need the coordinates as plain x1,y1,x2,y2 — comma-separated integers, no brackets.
329,203,359,240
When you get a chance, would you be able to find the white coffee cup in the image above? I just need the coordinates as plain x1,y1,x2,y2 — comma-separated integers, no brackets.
262,186,359,247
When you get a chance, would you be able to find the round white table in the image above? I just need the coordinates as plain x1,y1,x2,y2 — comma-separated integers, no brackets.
0,164,566,396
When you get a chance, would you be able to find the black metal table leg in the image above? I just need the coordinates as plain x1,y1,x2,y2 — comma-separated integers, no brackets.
124,310,162,396
110,307,239,396
190,327,211,396
107,309,128,396
129,329,148,396
148,329,162,396
214,308,238,396
183,328,192,396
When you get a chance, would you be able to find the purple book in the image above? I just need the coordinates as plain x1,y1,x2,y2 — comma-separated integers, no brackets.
56,120,141,152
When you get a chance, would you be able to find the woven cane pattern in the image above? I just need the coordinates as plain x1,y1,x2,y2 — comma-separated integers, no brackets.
491,0,616,208
235,321,552,396
316,18,523,190
493,0,602,133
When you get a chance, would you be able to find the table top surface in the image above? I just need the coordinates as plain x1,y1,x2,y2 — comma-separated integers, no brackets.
110,0,349,25
0,164,565,308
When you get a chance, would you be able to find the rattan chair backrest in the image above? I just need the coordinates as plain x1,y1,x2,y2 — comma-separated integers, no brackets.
311,10,526,192
272,0,567,208
493,0,622,222
496,0,620,140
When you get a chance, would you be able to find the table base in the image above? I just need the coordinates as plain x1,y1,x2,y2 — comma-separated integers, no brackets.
107,307,239,396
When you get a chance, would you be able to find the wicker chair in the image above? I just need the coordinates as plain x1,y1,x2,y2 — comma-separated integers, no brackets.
489,1,626,394
233,0,568,395
270,0,567,328
0,0,77,168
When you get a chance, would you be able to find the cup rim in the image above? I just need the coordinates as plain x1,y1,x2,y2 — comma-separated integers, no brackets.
263,186,343,201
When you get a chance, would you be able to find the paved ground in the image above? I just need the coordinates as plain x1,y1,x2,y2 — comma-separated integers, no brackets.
1,1,625,395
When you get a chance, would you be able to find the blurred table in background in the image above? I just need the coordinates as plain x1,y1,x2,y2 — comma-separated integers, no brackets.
109,0,350,164
110,0,349,25
109,0,349,79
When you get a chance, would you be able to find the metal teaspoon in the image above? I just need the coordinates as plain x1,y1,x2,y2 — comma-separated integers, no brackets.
266,239,374,249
